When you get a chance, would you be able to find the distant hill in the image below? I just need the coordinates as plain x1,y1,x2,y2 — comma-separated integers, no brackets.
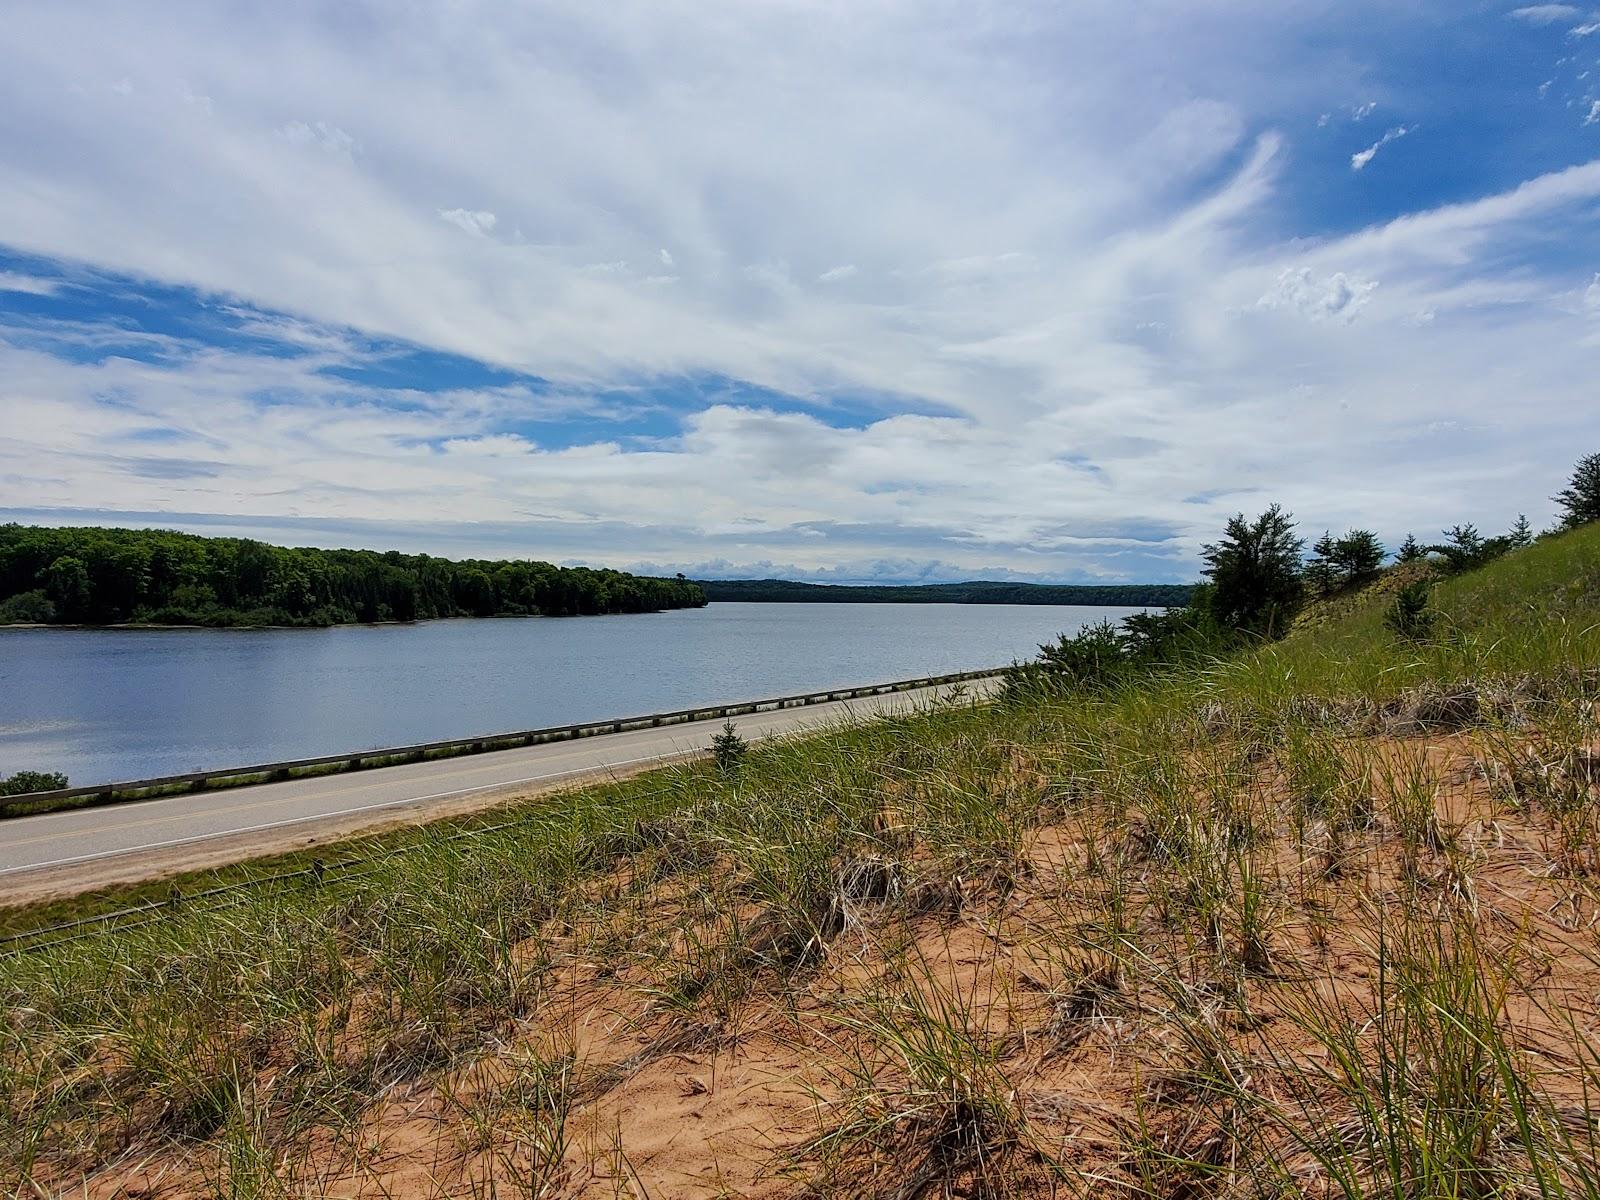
694,578,1193,606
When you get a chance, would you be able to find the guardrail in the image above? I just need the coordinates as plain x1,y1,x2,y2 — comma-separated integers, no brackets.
0,668,1003,820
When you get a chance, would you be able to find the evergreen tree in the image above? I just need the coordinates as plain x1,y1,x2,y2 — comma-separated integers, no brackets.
1554,451,1600,529
1305,532,1338,598
1428,524,1500,574
1200,505,1305,637
1507,514,1534,549
711,721,748,774
1396,533,1425,563
1332,529,1385,584
1384,581,1436,641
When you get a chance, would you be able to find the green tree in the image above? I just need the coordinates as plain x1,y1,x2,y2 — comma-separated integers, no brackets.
1304,532,1338,598
1554,451,1600,529
1396,533,1425,563
1428,524,1504,574
711,721,748,774
1200,505,1305,636
0,769,69,796
1384,581,1436,641
1507,513,1534,549
43,555,92,621
1332,529,1385,584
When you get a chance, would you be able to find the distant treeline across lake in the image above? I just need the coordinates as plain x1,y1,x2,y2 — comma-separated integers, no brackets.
696,578,1193,607
0,525,707,627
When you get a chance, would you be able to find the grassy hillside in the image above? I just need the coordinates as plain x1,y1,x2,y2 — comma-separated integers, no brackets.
4,525,1600,1197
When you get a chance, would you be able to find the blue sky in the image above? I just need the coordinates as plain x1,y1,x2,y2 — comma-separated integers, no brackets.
2,2,1599,584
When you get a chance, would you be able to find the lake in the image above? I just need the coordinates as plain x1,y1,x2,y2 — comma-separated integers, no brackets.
0,602,1144,785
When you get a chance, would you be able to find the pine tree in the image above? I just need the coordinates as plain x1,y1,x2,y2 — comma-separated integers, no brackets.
711,721,748,774
1429,524,1491,574
1332,529,1385,584
1305,532,1338,597
1396,533,1425,563
1554,453,1600,529
1507,514,1534,549
1384,581,1436,641
1200,505,1305,637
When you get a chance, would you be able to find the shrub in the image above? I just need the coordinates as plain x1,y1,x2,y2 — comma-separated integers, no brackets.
0,589,56,624
1034,620,1130,689
0,770,69,796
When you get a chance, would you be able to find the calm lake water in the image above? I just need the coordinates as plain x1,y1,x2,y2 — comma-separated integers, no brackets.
0,603,1143,785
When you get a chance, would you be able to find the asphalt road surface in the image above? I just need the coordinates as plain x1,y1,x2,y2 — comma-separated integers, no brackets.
0,678,995,900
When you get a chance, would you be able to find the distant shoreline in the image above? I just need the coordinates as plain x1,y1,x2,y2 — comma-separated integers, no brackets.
0,610,682,633
694,578,1193,606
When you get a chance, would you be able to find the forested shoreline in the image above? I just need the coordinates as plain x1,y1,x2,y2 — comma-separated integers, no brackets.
695,578,1193,606
0,525,707,627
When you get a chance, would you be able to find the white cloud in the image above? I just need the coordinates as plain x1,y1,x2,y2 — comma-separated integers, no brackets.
0,3,1597,578
438,208,497,236
1509,4,1582,24
1258,268,1379,323
1584,272,1600,313
1585,99,1600,123
1571,20,1600,35
1351,100,1378,120
1351,125,1412,170
658,248,673,267
0,271,61,296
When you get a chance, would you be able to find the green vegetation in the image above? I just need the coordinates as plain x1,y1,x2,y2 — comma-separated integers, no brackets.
0,524,706,627
1556,450,1600,528
711,719,749,774
4,477,1599,1196
695,577,1193,606
0,770,67,797
1383,578,1436,641
1306,528,1386,597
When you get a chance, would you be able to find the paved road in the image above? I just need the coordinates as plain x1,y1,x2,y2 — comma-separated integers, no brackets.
0,678,995,900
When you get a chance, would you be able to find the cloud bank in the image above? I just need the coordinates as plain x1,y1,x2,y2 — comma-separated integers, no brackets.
1,2,1598,582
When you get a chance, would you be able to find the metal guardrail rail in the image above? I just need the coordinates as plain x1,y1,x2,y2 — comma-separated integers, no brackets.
0,668,1003,819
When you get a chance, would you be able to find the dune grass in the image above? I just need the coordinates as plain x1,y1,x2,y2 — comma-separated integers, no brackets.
3,525,1600,1197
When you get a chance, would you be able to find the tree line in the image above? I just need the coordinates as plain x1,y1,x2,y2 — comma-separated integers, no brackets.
0,525,708,627
695,579,1194,607
1010,450,1600,694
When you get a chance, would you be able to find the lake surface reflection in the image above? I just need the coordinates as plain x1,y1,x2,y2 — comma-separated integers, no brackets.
0,602,1144,784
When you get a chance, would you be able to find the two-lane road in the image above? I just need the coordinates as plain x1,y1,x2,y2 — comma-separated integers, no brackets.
0,678,995,903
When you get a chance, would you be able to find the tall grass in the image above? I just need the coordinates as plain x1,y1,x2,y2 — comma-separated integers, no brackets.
3,524,1598,1196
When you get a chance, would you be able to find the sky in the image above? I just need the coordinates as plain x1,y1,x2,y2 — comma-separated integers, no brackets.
2,1,1599,585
